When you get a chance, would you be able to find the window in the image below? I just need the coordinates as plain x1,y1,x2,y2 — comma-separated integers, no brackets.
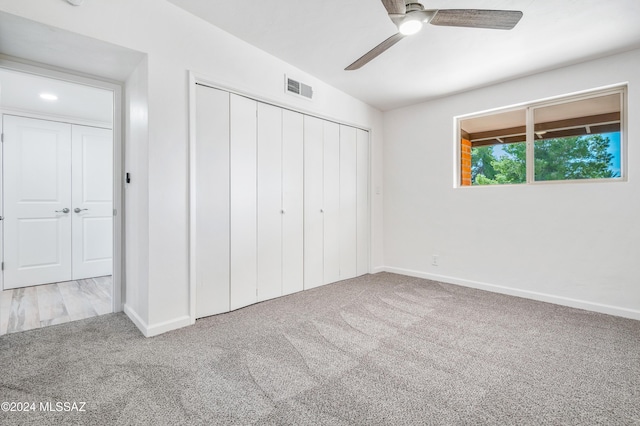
458,88,625,186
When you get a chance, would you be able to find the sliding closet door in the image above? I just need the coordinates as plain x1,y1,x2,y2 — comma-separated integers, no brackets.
230,94,258,310
323,121,341,285
194,85,371,316
339,125,357,280
282,110,304,295
195,85,230,318
303,115,324,289
257,103,282,302
356,129,370,276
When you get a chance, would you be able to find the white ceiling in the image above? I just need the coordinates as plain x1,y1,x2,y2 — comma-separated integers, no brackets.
0,11,144,83
167,0,640,111
0,68,114,124
0,10,144,125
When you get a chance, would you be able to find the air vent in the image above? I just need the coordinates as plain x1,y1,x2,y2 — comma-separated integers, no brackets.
285,76,313,100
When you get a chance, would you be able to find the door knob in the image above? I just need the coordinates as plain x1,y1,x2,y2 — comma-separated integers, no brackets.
74,208,89,213
55,208,70,214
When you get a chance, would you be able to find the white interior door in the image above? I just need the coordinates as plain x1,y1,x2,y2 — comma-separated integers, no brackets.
303,115,324,290
229,94,258,310
3,115,73,289
195,85,231,318
71,125,113,280
257,102,283,302
281,110,304,296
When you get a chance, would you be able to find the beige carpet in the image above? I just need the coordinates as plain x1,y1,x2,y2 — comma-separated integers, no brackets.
1,272,639,425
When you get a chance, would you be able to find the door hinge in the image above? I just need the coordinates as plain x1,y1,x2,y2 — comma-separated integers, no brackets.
1,133,4,143
1,262,4,271
113,209,117,216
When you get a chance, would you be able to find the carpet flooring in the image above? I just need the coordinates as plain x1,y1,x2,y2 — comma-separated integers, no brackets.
1,272,639,425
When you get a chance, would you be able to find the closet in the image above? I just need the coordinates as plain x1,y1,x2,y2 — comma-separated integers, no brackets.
3,114,113,289
194,84,369,319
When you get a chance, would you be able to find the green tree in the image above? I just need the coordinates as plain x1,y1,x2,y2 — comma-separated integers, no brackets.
471,134,615,185
534,134,616,180
471,146,498,182
471,142,526,185
492,142,526,183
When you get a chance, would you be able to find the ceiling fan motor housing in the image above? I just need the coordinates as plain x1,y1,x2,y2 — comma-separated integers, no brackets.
405,2,425,13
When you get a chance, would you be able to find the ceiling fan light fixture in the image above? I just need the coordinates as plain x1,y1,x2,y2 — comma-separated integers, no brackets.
39,93,58,101
399,16,423,35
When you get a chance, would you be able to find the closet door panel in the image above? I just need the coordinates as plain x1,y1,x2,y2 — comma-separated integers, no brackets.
257,103,282,302
339,125,357,280
303,115,324,289
282,110,304,295
356,129,370,276
323,121,341,285
195,85,230,318
230,94,258,310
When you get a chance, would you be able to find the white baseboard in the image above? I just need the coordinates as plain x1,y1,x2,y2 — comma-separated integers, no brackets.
371,266,386,274
123,304,148,336
124,304,192,337
145,315,192,337
381,266,640,321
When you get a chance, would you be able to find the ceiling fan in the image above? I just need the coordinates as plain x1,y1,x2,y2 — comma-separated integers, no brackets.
345,0,523,70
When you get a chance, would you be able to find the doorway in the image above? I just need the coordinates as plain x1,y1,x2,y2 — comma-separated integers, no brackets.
0,64,122,335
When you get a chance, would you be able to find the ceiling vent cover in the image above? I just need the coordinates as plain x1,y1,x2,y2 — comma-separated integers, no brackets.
285,75,313,100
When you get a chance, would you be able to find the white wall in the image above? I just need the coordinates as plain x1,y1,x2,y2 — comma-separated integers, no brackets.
383,48,640,319
0,0,384,335
124,57,149,326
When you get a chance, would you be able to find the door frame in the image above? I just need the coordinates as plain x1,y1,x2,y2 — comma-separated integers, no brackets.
0,57,124,313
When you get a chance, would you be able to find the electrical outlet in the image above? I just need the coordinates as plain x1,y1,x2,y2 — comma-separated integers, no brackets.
432,255,439,266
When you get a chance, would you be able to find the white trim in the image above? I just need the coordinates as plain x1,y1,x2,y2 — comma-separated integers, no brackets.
145,315,192,338
0,54,122,86
0,107,112,129
367,129,373,275
188,71,198,326
371,266,386,274
0,116,3,290
0,57,124,313
124,305,192,337
123,304,148,336
381,266,640,321
125,303,192,338
454,83,628,188
454,82,628,121
525,104,534,183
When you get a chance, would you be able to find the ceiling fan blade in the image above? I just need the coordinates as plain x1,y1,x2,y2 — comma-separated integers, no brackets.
430,10,523,30
345,33,405,71
381,0,406,16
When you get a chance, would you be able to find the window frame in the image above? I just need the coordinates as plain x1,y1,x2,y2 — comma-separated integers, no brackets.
455,84,627,188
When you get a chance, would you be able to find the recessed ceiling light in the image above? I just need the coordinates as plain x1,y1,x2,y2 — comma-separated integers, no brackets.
39,93,58,101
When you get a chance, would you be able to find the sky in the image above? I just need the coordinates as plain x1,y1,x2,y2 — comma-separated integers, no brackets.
605,132,621,176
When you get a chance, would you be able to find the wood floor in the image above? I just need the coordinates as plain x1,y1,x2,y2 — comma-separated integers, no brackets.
0,276,112,336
